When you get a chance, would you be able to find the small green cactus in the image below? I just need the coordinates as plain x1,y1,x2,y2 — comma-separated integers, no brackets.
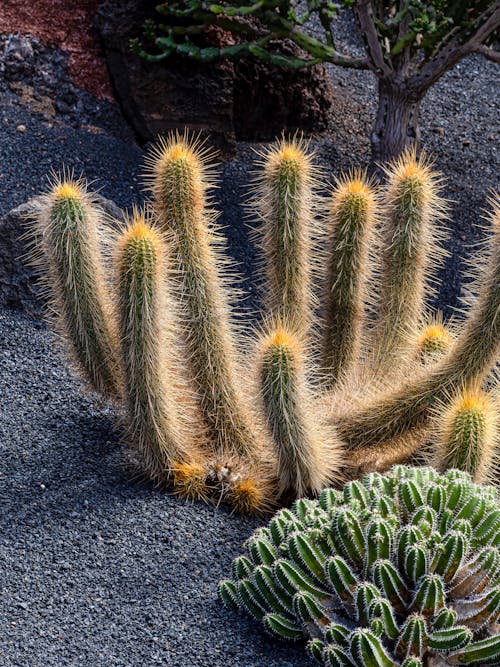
219,466,500,666
416,314,454,366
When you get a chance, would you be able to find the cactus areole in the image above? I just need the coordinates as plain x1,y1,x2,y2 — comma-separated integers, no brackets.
220,466,500,666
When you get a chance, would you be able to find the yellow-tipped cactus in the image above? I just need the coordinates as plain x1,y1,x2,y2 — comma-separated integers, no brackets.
115,211,201,485
432,385,498,483
225,473,274,516
322,171,377,385
337,195,500,467
373,149,447,371
172,460,210,502
32,136,500,512
32,176,120,398
256,322,343,498
417,313,454,365
252,135,316,328
146,133,260,459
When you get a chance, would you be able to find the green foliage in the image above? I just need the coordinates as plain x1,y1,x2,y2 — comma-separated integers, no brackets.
134,1,498,76
220,466,500,665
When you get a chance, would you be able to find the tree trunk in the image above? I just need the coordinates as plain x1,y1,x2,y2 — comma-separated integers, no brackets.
371,79,422,164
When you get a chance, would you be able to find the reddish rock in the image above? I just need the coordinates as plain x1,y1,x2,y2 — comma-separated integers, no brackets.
0,0,112,99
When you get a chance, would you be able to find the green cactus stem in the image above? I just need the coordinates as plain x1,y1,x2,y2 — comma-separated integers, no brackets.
322,171,377,386
372,149,446,373
115,211,200,483
220,466,500,666
252,135,317,330
417,313,454,366
432,384,498,484
336,195,500,468
147,133,262,459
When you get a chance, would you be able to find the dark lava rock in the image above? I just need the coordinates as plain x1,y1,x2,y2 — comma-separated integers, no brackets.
97,0,334,149
0,35,135,142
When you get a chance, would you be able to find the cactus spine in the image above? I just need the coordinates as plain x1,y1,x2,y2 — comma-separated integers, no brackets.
322,172,377,385
373,149,446,371
115,211,198,483
220,466,500,666
34,177,120,398
338,195,500,463
147,134,260,459
253,135,316,328
33,138,500,510
433,385,498,484
256,322,343,498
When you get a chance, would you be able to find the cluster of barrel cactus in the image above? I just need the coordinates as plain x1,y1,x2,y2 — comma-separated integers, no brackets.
220,466,500,666
30,134,499,512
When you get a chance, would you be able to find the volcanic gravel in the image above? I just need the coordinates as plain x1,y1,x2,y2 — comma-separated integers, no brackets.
0,42,498,667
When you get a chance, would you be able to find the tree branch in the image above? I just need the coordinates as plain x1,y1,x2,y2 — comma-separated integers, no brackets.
476,44,500,64
354,0,393,76
287,27,369,68
409,5,500,96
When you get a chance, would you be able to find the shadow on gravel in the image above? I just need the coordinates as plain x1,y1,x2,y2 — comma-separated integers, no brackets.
0,308,311,666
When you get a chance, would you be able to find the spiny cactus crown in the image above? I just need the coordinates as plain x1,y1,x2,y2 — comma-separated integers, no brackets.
219,466,500,666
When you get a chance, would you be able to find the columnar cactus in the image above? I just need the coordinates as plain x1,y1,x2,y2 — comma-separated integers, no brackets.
114,209,203,486
432,385,498,484
336,196,500,467
31,135,500,512
322,171,377,386
220,466,500,666
372,150,446,373
146,133,262,460
256,321,343,498
33,176,121,398
252,135,316,330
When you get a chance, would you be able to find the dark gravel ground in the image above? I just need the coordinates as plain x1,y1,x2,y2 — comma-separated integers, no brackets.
0,45,498,666
0,308,310,667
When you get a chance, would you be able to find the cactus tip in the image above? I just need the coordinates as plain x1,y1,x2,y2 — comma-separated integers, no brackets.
268,325,296,349
172,460,209,502
227,477,270,516
52,181,82,200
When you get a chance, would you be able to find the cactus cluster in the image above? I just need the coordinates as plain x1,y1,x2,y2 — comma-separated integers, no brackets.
30,134,499,512
220,465,500,666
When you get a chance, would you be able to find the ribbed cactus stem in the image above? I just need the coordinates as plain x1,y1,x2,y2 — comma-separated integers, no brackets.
374,149,445,371
337,195,500,464
36,177,120,398
434,385,498,483
220,466,500,666
322,172,377,386
253,135,316,327
115,212,193,483
147,134,259,458
258,322,343,498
